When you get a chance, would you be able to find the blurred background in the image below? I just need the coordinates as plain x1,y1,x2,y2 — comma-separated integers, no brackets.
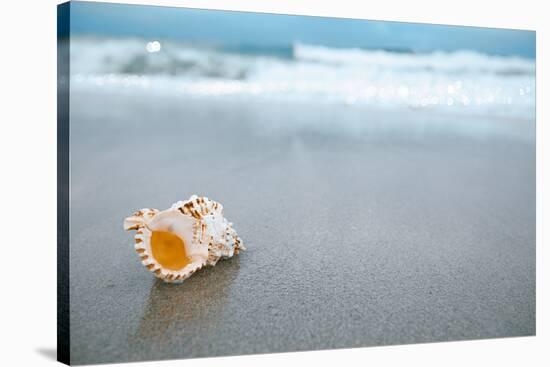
69,1,535,120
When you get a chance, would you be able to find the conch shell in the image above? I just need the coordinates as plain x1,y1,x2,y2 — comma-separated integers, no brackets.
123,195,245,283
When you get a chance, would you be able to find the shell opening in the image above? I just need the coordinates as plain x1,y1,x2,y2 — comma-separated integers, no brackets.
150,231,191,271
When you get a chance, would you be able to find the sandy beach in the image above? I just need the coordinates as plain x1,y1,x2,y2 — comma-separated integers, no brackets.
68,90,535,365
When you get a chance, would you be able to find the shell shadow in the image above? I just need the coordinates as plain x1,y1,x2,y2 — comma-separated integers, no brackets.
130,256,241,344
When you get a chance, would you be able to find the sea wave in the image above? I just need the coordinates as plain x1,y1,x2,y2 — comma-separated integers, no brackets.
294,43,534,76
69,37,535,118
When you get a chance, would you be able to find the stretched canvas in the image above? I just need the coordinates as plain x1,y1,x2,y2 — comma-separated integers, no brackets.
57,1,536,365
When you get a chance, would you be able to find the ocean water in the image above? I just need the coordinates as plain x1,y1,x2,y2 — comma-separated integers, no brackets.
70,37,535,119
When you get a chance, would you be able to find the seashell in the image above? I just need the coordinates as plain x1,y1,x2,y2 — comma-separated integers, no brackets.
123,195,245,283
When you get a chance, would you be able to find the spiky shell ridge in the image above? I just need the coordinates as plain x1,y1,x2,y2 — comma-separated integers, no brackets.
123,195,245,283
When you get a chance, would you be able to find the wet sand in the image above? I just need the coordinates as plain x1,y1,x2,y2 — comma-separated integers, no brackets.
68,91,535,365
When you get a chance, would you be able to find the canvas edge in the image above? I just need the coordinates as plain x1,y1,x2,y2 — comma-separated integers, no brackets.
57,1,71,365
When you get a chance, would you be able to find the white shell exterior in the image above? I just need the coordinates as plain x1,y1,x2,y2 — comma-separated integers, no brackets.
123,195,245,283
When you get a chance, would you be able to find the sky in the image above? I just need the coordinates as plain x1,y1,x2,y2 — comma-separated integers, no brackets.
67,1,536,58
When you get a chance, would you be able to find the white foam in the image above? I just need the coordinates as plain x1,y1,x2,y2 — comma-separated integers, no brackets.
69,37,536,119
